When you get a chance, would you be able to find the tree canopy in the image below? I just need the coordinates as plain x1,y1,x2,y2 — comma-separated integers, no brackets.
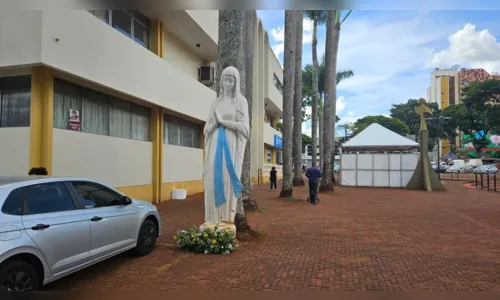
351,115,410,137
390,99,441,151
440,79,500,137
301,55,353,122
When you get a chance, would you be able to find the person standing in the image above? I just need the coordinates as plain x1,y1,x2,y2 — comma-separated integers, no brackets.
305,163,321,204
269,166,278,191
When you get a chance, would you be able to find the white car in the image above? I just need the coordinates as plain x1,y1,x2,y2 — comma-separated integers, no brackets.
473,165,498,174
0,176,161,291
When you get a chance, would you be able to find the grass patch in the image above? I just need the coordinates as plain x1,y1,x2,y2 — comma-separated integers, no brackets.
258,207,268,214
253,230,265,239
285,196,301,202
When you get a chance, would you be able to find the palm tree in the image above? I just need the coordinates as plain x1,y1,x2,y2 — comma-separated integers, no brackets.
279,10,297,198
320,10,352,192
304,10,327,168
240,11,259,212
302,61,354,121
293,10,305,187
216,10,253,231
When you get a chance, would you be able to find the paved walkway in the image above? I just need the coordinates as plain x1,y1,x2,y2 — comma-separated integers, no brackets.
46,180,500,291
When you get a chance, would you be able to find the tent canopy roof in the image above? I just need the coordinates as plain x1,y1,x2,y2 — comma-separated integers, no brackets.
341,123,419,151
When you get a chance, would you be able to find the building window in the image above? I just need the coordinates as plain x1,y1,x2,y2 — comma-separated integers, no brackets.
0,76,31,128
89,10,151,49
266,148,272,163
273,73,283,95
163,114,202,149
276,149,283,165
53,78,150,141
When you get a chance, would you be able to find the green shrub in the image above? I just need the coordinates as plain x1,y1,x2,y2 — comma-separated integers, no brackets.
173,225,237,255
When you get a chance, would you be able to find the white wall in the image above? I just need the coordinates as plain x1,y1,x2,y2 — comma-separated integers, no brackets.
266,48,283,110
186,10,218,44
340,153,418,188
263,123,282,147
52,129,152,187
0,11,216,121
163,30,202,80
0,128,30,176
0,11,42,67
162,144,203,182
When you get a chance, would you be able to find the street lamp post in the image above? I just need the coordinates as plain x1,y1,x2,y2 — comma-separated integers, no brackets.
426,116,451,179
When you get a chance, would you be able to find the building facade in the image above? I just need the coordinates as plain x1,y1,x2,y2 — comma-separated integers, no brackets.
0,10,282,202
427,67,500,159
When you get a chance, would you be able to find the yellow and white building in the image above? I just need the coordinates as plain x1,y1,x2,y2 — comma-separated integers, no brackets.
0,10,282,202
426,68,460,157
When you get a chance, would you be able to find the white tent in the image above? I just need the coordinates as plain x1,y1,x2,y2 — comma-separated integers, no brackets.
341,123,419,152
340,123,419,188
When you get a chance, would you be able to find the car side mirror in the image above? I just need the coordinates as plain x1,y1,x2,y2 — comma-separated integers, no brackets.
122,196,132,205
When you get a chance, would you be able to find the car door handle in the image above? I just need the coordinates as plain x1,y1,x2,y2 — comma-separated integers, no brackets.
31,224,50,230
90,216,103,222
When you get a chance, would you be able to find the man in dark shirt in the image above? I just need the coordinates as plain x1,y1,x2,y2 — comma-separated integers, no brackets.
305,163,321,204
269,167,278,191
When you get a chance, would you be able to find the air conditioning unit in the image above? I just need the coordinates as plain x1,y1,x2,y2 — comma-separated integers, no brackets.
199,66,215,86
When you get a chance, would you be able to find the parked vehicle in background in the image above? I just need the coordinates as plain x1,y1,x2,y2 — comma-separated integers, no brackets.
473,164,498,174
466,159,483,172
446,159,466,173
0,176,161,291
432,162,448,173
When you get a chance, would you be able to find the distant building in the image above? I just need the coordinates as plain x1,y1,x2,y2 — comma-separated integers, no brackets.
426,67,500,159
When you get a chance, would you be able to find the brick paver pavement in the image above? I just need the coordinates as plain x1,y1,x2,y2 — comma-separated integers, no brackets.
45,180,500,291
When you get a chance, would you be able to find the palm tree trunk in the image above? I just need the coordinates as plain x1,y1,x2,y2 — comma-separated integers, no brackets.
217,10,251,231
279,10,297,198
293,10,305,187
319,10,340,192
311,20,319,167
319,95,324,170
240,10,259,213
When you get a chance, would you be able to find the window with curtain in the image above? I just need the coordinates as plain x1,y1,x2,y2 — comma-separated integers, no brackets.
131,104,150,141
0,76,31,127
53,78,150,141
110,97,132,138
163,113,202,149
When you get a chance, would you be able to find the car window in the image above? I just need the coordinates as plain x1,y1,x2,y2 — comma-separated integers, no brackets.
70,181,123,208
23,182,76,215
1,188,23,215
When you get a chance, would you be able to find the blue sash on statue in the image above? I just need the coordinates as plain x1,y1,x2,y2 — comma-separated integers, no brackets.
214,125,243,207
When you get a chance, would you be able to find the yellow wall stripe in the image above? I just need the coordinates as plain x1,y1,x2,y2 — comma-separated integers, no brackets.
29,66,54,174
151,107,163,203
151,20,164,58
440,77,450,155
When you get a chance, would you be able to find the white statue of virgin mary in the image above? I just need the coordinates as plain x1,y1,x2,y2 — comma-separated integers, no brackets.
202,66,250,226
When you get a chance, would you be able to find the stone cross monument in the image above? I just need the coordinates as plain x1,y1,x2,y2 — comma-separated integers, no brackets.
405,98,446,191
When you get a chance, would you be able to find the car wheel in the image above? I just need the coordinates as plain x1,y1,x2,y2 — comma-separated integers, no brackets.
0,260,40,291
133,219,158,257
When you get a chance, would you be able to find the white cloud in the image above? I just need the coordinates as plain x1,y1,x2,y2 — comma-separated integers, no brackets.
269,18,315,58
301,95,346,136
263,11,500,134
429,23,500,73
336,96,346,113
270,26,284,42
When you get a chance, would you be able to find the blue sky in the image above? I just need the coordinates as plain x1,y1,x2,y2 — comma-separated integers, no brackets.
256,10,500,136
